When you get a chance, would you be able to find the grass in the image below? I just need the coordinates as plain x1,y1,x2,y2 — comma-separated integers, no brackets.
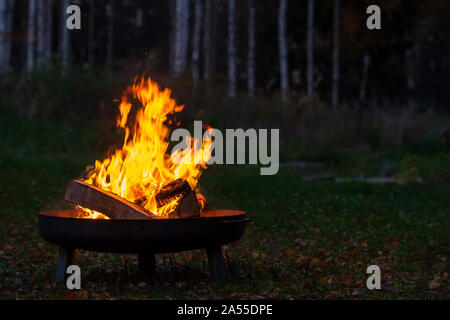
0,113,449,300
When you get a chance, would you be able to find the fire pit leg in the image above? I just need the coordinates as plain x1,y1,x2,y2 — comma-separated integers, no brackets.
207,247,226,281
138,253,156,276
55,246,74,283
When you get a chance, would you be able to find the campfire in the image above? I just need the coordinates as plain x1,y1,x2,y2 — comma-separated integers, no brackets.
38,77,249,282
65,77,211,219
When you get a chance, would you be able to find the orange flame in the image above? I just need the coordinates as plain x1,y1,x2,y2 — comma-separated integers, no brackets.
80,77,211,218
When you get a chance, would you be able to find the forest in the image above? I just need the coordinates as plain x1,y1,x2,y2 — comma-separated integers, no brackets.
0,0,449,300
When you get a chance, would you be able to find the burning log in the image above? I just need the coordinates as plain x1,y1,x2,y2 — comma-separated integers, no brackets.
64,180,155,219
65,178,202,220
155,179,201,218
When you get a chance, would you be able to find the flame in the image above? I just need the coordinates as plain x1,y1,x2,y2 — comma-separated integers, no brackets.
80,76,211,218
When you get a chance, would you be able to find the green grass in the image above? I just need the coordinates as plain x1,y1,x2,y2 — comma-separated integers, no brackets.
0,114,449,299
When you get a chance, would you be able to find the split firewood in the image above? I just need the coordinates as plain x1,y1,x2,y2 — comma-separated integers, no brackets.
177,191,201,218
155,179,201,218
64,180,155,219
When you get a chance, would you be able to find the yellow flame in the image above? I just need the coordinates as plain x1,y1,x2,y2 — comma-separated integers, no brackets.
81,76,211,218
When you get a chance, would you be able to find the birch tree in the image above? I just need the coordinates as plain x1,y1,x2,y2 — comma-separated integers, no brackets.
59,0,71,72
359,54,370,101
331,0,340,108
172,0,189,77
306,0,314,97
105,0,113,65
0,0,13,73
227,0,236,97
0,0,7,73
37,0,46,66
191,0,202,88
278,0,289,101
169,0,175,73
45,0,53,62
247,0,255,96
27,0,36,72
202,0,212,80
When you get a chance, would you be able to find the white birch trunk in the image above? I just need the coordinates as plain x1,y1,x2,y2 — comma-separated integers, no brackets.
359,54,370,101
278,0,289,101
405,44,418,91
106,1,113,65
36,0,46,66
227,0,236,97
0,0,13,73
331,0,339,108
45,0,53,62
247,0,255,96
191,0,202,87
306,0,314,97
4,0,13,72
169,0,175,74
202,0,212,80
59,0,70,71
181,0,189,70
173,0,189,76
27,0,36,72
0,0,6,73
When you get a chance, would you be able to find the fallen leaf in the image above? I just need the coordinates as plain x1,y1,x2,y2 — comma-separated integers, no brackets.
76,290,88,299
310,257,321,266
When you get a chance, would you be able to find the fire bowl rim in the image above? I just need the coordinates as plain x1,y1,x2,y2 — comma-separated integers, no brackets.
38,208,246,221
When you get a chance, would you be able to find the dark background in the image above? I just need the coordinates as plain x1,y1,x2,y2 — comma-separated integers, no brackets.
0,0,448,300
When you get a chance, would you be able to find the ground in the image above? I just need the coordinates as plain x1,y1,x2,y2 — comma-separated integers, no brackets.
0,114,448,299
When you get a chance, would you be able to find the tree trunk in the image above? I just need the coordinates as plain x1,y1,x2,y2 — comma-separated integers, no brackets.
331,0,339,108
191,0,202,88
87,0,94,66
210,0,218,76
359,54,370,101
45,0,53,63
27,0,36,72
105,0,113,66
227,0,236,98
0,0,13,73
0,0,6,73
169,0,175,74
306,0,314,97
278,0,289,101
202,0,212,80
172,0,189,77
247,0,255,97
36,0,46,66
404,44,419,91
59,0,70,72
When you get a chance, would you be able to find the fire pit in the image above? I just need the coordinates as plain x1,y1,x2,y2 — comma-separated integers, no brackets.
39,77,248,283
39,209,248,282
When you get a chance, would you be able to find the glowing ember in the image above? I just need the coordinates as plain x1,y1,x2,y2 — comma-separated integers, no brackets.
79,76,211,218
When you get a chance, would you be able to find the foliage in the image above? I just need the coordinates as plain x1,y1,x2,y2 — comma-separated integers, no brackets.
0,66,121,123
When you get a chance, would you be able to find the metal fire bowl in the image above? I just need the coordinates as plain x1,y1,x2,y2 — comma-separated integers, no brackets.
38,209,249,254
